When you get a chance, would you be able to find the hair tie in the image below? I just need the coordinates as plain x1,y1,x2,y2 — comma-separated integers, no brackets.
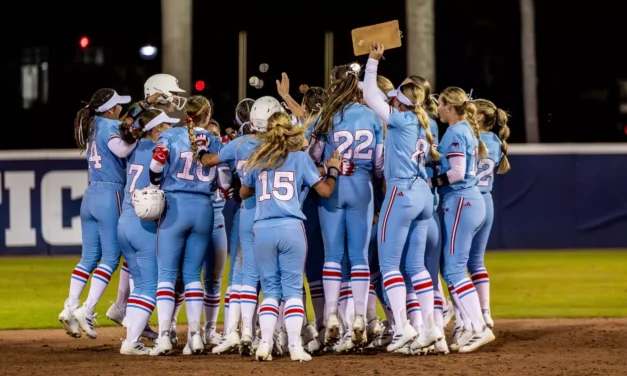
464,89,474,103
81,100,90,108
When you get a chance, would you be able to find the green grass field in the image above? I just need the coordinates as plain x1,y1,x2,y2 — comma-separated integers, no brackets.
1,251,626,330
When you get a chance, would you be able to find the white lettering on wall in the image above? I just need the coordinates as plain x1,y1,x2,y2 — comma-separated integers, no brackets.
4,171,36,246
41,171,87,246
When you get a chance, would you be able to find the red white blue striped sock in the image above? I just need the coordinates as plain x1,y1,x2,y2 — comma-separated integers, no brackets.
339,282,354,333
223,286,231,332
406,292,422,330
284,298,305,347
412,271,435,329
258,298,279,342
85,264,114,315
184,282,204,330
454,278,486,332
156,282,175,334
203,292,221,330
239,285,259,331
382,271,408,328
226,285,241,334
322,262,342,318
433,289,444,329
115,261,131,309
69,263,91,302
127,294,156,342
350,265,370,319
308,280,325,330
449,284,472,331
471,268,491,312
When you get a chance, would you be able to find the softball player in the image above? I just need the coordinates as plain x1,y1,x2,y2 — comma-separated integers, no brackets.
240,111,341,362
59,88,134,339
149,96,221,356
199,96,285,355
202,120,233,348
311,63,384,346
116,109,178,355
364,43,443,352
431,87,495,353
468,98,511,330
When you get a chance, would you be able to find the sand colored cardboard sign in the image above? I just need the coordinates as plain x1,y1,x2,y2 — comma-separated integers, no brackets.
351,20,402,56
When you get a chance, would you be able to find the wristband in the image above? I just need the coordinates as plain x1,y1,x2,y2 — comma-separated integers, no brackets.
128,102,148,121
149,169,161,187
327,166,339,181
198,149,208,160
430,172,450,188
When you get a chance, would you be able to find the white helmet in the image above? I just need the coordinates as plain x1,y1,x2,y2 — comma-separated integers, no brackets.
144,74,187,110
132,188,166,220
249,96,284,132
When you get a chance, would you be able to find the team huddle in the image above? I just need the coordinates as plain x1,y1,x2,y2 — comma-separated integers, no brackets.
58,43,511,362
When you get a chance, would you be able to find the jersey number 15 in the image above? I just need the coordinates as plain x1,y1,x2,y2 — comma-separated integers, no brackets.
259,171,295,202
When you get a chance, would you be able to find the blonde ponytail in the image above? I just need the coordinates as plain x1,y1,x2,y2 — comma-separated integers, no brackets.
412,106,440,161
465,102,488,159
495,108,511,174
244,112,306,170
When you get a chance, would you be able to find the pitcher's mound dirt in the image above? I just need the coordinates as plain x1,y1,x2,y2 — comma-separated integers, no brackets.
1,319,626,376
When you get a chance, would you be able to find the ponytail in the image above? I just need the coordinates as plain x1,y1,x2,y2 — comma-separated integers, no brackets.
495,108,511,174
411,106,440,161
464,102,488,159
74,107,94,153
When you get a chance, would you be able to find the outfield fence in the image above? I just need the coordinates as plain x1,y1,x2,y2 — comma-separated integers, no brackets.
0,144,625,255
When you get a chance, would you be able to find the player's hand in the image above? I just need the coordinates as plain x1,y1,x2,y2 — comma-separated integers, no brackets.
369,42,385,61
373,213,379,225
220,187,234,200
382,179,387,194
276,72,290,99
194,133,209,152
326,150,342,171
225,127,238,140
340,160,356,176
146,92,167,106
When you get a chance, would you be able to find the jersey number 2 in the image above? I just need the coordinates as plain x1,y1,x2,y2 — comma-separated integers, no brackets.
259,171,295,202
334,130,374,160
477,159,495,187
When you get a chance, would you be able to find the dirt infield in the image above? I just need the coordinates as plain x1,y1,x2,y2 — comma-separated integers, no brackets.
1,319,626,376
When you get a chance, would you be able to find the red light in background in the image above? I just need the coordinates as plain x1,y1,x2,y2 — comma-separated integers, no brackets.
195,80,206,91
624,125,627,135
79,36,90,49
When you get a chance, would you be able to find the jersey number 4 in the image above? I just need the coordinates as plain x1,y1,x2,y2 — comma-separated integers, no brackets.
259,171,295,202
88,140,102,169
334,130,374,160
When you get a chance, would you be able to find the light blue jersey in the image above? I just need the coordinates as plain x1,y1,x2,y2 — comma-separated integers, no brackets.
477,131,503,193
86,116,126,184
425,118,441,208
158,127,221,196
218,135,260,180
436,120,479,196
321,104,383,178
384,108,430,182
243,151,321,222
122,138,156,210
212,163,231,209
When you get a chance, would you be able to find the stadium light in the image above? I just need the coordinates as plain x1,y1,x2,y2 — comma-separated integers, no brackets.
139,44,158,60
79,36,89,49
195,80,206,92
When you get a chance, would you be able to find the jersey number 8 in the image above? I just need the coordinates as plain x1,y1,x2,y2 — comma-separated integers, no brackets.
410,138,429,167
